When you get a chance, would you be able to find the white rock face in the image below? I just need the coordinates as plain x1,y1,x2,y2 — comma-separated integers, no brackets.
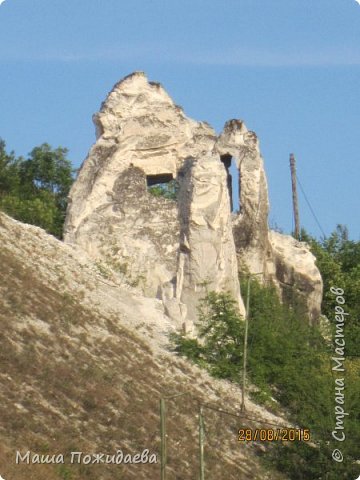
65,72,216,244
176,154,246,325
268,231,323,323
216,120,271,277
64,71,322,326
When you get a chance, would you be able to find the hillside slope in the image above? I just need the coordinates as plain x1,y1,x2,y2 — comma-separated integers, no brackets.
0,212,287,480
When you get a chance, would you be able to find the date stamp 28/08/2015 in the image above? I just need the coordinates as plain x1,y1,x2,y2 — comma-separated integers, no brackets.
238,428,311,442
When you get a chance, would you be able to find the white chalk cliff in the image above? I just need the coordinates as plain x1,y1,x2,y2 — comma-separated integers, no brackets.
64,72,322,327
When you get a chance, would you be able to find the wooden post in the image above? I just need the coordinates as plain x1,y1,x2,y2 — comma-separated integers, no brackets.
160,398,167,480
241,277,251,412
290,153,300,239
199,405,205,480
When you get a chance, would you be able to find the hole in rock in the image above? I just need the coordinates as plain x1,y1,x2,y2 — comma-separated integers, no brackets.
146,173,178,200
220,155,240,212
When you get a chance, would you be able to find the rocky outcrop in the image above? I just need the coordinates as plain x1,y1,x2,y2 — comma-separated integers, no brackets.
268,231,323,323
64,72,216,311
216,120,272,277
64,71,322,326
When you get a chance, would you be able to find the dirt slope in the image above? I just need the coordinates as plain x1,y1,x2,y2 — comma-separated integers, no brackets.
0,213,287,480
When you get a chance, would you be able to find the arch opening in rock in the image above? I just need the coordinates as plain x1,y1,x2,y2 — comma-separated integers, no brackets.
220,154,240,213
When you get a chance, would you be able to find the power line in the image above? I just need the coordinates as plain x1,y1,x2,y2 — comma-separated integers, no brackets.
201,401,290,429
295,173,327,238
162,393,291,429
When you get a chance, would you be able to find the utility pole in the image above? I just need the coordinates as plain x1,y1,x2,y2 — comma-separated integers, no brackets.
289,153,300,239
241,277,251,413
160,398,167,480
199,405,205,480
159,392,189,479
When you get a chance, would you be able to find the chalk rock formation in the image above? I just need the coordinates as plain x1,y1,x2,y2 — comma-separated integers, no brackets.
64,71,322,326
176,155,245,325
268,231,323,322
216,120,271,277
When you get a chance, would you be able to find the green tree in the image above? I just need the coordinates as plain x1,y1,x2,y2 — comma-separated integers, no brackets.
171,291,245,380
0,140,21,196
0,140,74,238
23,145,72,194
148,179,178,200
196,291,245,379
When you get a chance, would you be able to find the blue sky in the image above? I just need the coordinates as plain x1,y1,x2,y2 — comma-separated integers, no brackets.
0,0,359,238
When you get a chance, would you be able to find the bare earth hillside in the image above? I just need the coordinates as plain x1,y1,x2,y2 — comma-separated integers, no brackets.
0,212,288,480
